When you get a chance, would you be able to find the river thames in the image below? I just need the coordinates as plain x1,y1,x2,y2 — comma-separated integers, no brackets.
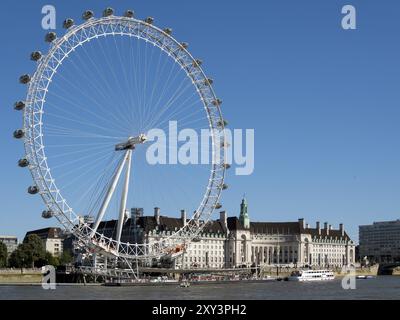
0,276,399,300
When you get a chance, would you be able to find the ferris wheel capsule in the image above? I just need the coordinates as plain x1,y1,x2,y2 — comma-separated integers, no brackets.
193,59,202,67
63,18,74,29
103,7,114,17
163,28,172,35
124,10,134,18
30,51,42,61
180,42,189,49
14,101,25,111
19,74,31,84
144,17,154,24
217,119,228,128
221,141,230,148
82,10,94,20
45,32,57,43
215,203,222,209
18,158,29,167
28,186,39,195
42,210,54,219
212,98,222,106
224,163,231,170
204,78,213,86
221,184,228,190
13,129,24,139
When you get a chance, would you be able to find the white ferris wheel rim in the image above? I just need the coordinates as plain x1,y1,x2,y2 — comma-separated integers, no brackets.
22,14,227,260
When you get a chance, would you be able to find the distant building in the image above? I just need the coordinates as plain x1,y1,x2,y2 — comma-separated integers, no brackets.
25,227,64,257
359,220,400,263
0,236,18,255
95,198,355,269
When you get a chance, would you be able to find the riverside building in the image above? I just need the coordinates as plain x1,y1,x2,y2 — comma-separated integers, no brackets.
225,199,355,268
95,199,355,269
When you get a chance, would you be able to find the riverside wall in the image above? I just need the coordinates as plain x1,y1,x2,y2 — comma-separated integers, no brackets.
0,269,42,284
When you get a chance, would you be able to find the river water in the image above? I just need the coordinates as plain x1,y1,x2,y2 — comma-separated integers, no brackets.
0,276,399,300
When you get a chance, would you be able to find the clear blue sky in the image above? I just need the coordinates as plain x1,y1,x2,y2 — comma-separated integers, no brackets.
1,0,400,243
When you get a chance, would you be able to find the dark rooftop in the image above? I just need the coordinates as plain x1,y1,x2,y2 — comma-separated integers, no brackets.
227,217,350,240
303,227,350,241
228,217,301,234
91,214,351,241
25,227,64,240
96,216,227,235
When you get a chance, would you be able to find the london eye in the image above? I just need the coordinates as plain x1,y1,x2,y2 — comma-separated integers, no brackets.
14,8,228,267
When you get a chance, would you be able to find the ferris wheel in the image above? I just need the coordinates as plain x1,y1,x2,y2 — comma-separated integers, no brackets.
14,8,229,261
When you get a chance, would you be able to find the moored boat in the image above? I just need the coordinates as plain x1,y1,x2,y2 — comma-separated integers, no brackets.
179,280,190,288
356,275,375,280
288,270,335,282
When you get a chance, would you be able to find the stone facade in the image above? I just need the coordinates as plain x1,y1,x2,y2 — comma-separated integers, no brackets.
96,199,355,269
225,200,355,268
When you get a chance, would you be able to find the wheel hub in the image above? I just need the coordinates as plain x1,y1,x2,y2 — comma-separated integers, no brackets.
115,133,147,151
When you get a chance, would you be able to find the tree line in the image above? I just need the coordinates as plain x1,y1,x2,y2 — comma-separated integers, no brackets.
0,234,72,268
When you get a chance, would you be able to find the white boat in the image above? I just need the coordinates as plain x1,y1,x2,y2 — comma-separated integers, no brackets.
288,270,335,282
356,275,375,280
150,276,178,283
179,280,190,288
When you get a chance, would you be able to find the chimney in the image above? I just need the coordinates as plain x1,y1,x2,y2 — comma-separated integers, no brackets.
339,223,344,236
298,218,305,229
220,211,227,230
154,207,160,225
324,222,329,235
181,209,187,226
316,221,321,235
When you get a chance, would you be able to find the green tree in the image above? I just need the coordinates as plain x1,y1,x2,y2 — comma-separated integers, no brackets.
0,241,7,268
8,244,29,268
38,251,60,267
8,234,46,268
22,234,46,268
59,250,73,265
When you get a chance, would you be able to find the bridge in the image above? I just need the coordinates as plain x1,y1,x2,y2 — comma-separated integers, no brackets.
378,262,400,275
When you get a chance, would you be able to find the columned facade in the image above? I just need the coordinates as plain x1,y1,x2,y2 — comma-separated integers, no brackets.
226,199,355,269
93,199,355,269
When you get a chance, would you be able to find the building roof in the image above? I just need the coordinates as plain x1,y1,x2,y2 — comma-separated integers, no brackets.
93,213,351,241
228,217,301,234
303,227,350,241
251,221,301,234
227,217,351,241
25,227,64,240
96,216,227,235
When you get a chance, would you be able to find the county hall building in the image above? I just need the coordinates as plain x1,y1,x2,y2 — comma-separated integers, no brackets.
94,198,355,269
